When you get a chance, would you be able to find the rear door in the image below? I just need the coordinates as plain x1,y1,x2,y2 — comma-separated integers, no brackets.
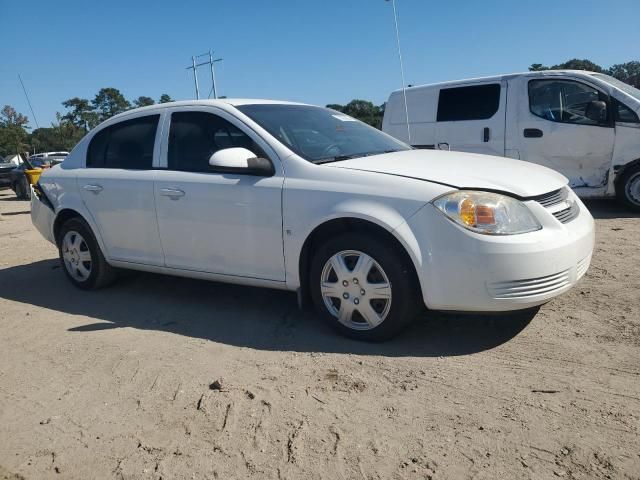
77,113,164,266
514,76,614,189
434,82,506,156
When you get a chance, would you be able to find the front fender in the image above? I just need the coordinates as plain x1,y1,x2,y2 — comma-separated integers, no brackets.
283,198,427,290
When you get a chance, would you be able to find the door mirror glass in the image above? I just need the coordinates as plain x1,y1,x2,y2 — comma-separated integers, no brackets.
208,147,274,176
584,100,607,123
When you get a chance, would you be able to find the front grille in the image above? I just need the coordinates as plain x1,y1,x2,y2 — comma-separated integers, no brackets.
530,187,579,224
488,269,571,299
552,203,580,224
531,188,567,208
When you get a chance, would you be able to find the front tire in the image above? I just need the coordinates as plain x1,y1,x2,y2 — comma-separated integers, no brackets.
58,218,116,290
617,166,640,212
310,232,420,341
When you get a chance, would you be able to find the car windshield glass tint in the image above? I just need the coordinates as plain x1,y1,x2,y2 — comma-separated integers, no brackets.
236,104,410,163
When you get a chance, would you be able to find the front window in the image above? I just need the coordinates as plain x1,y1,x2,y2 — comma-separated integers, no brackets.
529,79,608,126
236,104,409,163
591,73,640,103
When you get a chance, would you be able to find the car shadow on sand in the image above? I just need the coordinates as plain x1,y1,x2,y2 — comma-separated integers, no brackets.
583,199,640,219
0,259,536,357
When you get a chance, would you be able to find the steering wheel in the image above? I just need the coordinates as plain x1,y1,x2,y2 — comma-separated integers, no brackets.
321,144,341,157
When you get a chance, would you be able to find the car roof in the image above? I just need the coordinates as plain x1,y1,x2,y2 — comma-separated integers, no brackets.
108,98,311,122
390,70,603,94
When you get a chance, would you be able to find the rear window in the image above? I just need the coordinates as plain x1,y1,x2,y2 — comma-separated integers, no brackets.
87,115,159,169
437,84,501,122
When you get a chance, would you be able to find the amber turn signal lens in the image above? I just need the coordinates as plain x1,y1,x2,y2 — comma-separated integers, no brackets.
460,198,476,226
475,205,496,225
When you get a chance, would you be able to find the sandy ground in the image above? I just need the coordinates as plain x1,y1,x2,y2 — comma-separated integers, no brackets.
0,189,639,480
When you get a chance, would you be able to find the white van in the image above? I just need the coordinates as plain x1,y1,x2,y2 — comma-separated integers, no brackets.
382,70,640,210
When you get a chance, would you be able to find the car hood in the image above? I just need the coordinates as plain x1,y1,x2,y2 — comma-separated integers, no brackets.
327,150,568,197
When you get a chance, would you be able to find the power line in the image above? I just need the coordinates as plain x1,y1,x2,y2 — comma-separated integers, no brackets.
18,74,39,129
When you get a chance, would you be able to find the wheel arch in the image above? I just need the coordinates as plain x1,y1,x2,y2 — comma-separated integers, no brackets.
52,208,108,260
614,158,640,186
296,215,424,308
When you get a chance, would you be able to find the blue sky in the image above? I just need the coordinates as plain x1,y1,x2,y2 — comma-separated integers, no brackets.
2,0,639,128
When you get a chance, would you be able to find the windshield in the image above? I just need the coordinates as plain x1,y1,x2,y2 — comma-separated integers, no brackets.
236,104,410,163
591,73,640,103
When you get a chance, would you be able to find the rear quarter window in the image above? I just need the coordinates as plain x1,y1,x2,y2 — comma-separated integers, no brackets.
87,115,159,169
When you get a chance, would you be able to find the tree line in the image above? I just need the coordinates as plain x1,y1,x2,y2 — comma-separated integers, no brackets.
1,58,639,159
0,89,173,158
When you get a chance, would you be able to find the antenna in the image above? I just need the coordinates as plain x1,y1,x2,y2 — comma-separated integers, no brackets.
186,51,223,99
387,0,410,143
18,74,39,129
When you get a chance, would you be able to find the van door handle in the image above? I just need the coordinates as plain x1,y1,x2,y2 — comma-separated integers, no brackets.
483,127,490,142
83,184,103,193
523,128,543,138
160,188,185,198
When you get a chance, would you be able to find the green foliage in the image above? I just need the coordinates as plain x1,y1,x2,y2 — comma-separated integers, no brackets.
61,97,100,129
159,94,174,103
528,59,640,87
326,100,385,129
0,106,30,156
608,61,640,88
30,113,86,152
133,96,155,108
92,88,131,121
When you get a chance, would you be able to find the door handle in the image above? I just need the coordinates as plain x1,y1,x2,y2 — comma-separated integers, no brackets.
437,142,450,151
523,128,543,138
160,188,185,198
483,127,490,142
83,184,103,193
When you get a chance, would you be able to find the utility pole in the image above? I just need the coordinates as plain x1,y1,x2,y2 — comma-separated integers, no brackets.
186,51,223,99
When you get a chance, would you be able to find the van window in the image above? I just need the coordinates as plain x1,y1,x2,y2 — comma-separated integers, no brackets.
87,115,159,169
615,100,639,123
168,111,264,172
436,84,501,122
528,80,609,126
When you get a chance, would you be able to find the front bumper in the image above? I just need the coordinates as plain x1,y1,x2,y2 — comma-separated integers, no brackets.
403,192,595,312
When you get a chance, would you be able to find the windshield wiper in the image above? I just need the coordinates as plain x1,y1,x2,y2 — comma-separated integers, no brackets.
314,150,399,165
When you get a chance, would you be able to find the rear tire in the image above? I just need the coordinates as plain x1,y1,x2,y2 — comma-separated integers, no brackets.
616,165,640,212
58,218,116,290
310,232,420,341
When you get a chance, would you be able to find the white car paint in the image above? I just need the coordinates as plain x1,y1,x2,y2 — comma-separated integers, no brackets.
32,99,595,315
383,70,640,199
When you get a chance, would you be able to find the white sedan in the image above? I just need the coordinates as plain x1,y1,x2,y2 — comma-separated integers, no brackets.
31,100,595,340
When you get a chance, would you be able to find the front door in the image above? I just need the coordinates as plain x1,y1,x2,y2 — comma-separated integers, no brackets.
514,77,614,189
78,113,164,266
434,82,506,156
154,108,285,281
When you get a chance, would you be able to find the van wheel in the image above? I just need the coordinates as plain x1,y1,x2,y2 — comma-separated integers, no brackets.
617,166,640,212
58,218,116,290
310,232,420,341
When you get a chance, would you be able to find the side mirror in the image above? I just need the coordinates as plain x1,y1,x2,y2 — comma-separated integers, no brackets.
585,100,607,123
208,147,275,177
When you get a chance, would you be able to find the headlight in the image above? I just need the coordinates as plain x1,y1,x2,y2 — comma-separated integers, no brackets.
432,191,542,235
